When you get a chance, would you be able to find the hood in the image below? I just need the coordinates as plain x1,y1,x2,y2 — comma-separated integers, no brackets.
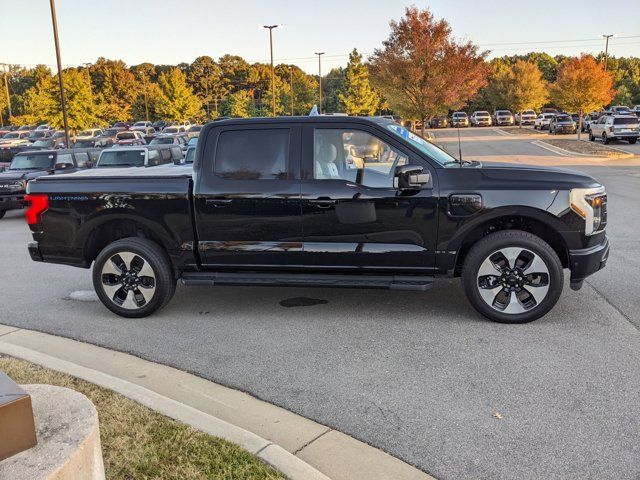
476,161,600,189
0,169,50,181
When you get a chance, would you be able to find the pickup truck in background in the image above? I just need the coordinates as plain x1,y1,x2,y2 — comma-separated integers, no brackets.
24,116,609,323
0,148,97,218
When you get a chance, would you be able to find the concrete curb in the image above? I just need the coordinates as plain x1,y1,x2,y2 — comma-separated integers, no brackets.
531,139,635,159
0,325,435,480
0,340,329,480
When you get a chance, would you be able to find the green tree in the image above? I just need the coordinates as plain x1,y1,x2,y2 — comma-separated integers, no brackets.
339,49,380,116
188,56,226,119
370,7,488,134
504,60,549,127
220,90,256,118
156,68,202,122
322,67,346,113
550,55,614,139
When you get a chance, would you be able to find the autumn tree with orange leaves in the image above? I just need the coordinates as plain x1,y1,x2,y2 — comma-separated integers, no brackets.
550,55,614,139
369,7,488,135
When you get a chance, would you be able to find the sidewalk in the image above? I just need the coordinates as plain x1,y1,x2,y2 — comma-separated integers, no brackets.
0,323,434,480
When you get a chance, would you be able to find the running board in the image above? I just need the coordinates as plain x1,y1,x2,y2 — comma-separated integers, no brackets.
180,272,434,291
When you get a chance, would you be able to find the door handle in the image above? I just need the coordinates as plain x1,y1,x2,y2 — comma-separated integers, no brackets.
310,197,336,209
206,198,232,207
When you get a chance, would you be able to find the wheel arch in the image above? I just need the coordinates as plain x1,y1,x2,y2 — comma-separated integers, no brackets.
447,207,570,276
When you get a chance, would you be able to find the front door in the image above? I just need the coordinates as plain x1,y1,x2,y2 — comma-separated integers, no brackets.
299,125,438,273
194,124,303,267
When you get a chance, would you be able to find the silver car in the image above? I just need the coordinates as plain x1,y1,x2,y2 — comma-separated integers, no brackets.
589,115,639,144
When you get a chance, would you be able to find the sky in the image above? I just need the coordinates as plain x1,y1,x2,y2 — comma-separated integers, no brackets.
1,0,639,74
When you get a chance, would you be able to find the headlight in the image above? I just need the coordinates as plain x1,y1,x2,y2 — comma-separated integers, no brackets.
570,186,607,235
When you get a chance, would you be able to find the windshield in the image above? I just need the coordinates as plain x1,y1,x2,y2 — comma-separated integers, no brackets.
453,113,467,117
117,132,136,140
164,127,179,134
386,124,458,167
3,132,20,139
98,150,145,167
150,137,173,145
32,140,53,147
475,112,490,117
10,153,54,170
74,140,94,148
556,115,572,121
185,148,195,163
496,111,511,115
133,122,146,127
28,131,46,138
52,131,65,138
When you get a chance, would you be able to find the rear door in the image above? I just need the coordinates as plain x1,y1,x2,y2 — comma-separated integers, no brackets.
194,123,303,267
299,123,438,272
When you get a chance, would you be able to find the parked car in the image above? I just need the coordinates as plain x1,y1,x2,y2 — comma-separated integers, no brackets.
549,114,577,135
540,108,559,115
152,120,169,132
493,110,514,126
162,125,187,134
187,136,198,148
27,130,52,142
112,122,131,130
631,105,640,117
534,113,556,130
114,131,146,146
0,131,32,147
1,145,48,170
25,116,609,324
569,114,590,132
589,115,639,144
17,125,36,131
35,124,54,131
131,121,153,132
470,111,492,127
429,116,448,128
76,128,103,140
515,110,536,126
0,126,16,136
31,139,63,149
450,112,469,128
610,105,633,115
186,124,202,138
149,134,188,150
0,148,95,218
95,145,182,168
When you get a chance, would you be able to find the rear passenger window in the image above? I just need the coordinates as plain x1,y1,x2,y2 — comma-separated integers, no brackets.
215,129,289,180
75,152,89,168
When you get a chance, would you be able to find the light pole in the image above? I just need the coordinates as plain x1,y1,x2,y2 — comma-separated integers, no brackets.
601,34,615,71
315,52,324,114
263,25,280,116
289,66,294,116
49,0,70,148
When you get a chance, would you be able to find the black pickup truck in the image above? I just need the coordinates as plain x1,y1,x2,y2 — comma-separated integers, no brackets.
24,116,609,323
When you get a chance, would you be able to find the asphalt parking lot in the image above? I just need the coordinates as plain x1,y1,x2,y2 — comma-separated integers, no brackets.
1,128,639,480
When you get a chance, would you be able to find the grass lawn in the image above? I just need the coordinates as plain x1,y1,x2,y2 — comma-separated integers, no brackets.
0,356,284,480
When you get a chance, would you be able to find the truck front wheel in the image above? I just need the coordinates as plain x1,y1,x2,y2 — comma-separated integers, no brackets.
462,230,563,324
93,238,176,318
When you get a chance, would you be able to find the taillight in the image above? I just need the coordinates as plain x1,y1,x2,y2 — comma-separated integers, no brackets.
24,194,49,225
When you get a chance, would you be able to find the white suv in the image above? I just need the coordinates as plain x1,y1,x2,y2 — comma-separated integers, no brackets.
589,115,639,144
534,113,555,130
470,111,492,127
515,110,536,126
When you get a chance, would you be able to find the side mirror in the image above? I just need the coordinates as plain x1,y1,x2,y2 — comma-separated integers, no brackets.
394,164,431,190
85,160,94,169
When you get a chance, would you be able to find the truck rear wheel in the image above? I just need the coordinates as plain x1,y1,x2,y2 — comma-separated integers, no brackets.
93,238,176,318
0,210,5,219
462,230,563,324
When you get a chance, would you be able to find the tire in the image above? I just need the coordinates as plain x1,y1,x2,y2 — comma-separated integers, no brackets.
589,131,595,141
0,210,5,219
461,230,563,324
92,237,176,318
602,133,609,145
629,138,637,144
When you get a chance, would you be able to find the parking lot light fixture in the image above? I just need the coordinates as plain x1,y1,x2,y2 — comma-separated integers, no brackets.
315,52,325,114
49,0,70,149
263,25,281,117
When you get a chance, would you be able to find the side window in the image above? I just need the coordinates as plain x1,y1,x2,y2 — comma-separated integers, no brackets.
214,129,289,180
160,149,172,164
74,152,89,168
170,147,182,162
148,149,161,165
55,153,75,169
314,129,408,189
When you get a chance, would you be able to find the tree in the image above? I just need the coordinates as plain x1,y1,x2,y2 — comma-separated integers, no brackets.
220,90,255,118
339,49,381,116
322,67,346,113
155,68,202,122
550,55,614,139
90,58,138,122
188,56,226,119
504,60,549,128
369,7,487,134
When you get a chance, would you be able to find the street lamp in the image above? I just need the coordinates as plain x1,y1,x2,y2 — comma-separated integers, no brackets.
289,66,294,116
600,34,616,71
49,0,70,148
262,24,281,116
315,52,325,114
